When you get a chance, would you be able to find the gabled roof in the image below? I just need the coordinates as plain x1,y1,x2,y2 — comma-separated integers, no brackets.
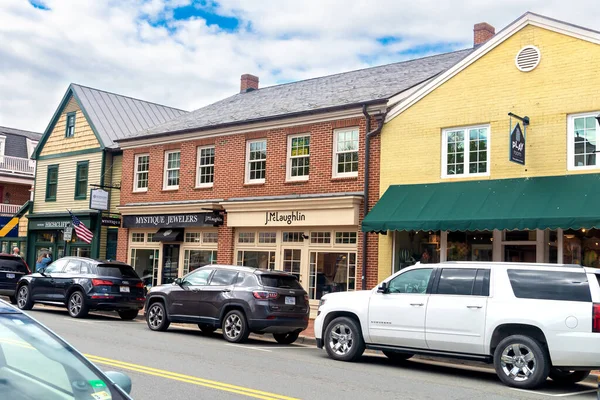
386,12,600,121
123,49,474,140
0,126,42,141
34,84,187,158
0,126,41,159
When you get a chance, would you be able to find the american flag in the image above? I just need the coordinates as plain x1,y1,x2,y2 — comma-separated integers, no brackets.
68,210,93,244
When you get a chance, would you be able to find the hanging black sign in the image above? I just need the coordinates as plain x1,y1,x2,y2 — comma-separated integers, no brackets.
510,123,525,165
101,217,122,227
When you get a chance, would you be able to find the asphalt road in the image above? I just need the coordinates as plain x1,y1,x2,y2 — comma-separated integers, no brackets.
20,305,599,400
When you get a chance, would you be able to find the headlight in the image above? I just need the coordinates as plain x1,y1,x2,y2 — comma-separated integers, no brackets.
318,298,326,309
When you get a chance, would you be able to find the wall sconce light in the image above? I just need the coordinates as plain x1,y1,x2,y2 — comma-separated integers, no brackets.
302,234,309,240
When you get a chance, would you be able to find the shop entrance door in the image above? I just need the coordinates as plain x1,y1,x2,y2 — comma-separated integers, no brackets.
162,244,180,284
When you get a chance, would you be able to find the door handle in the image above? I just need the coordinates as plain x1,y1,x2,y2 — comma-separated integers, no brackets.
221,289,231,293
467,305,482,309
410,303,424,307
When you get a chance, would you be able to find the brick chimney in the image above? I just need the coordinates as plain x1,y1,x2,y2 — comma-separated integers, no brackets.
240,74,259,93
473,22,495,46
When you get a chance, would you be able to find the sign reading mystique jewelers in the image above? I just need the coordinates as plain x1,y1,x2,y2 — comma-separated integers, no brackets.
122,212,223,228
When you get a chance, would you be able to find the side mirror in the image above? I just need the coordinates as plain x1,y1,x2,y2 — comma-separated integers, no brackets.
377,282,389,294
38,268,46,276
104,371,132,394
174,278,183,287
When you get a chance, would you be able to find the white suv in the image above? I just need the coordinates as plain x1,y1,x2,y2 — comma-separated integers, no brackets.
315,262,600,389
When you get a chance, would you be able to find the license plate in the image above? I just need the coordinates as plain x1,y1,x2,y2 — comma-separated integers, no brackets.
285,296,296,305
120,286,130,293
5,273,15,279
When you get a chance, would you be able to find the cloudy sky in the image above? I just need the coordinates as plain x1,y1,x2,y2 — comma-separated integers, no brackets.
1,0,598,132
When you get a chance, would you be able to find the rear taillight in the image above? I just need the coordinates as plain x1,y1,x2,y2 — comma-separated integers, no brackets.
92,279,114,286
134,282,144,288
593,303,600,333
304,295,309,302
253,291,279,300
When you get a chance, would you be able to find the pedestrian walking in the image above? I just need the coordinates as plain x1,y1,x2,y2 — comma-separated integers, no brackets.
12,247,22,258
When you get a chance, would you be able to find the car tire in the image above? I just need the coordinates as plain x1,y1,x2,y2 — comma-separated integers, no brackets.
383,350,413,362
146,302,170,331
118,310,139,321
198,324,217,334
549,368,591,384
9,295,17,305
324,316,365,362
68,291,89,318
493,334,550,389
16,285,33,310
222,310,250,343
273,331,300,345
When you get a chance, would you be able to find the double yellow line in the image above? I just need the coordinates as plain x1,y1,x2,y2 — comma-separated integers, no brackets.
85,354,299,400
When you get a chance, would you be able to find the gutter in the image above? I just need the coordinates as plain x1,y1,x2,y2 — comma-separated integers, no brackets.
361,105,386,291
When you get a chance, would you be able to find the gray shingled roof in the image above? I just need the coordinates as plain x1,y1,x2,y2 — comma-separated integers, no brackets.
71,84,187,148
0,126,41,159
125,48,473,139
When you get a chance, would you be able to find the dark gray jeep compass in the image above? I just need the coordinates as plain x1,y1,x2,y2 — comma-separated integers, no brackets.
144,265,310,344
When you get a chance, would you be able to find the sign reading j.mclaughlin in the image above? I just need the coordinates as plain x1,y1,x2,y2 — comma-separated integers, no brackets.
123,212,223,228
265,211,306,225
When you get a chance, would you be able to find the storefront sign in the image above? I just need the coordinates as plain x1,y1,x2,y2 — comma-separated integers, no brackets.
31,221,71,230
510,123,525,165
264,211,306,225
122,212,221,228
101,217,122,227
90,189,109,211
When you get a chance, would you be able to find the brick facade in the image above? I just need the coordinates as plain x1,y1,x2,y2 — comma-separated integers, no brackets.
0,182,31,206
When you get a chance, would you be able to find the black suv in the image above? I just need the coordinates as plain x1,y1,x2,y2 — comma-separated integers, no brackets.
16,257,145,320
145,265,310,344
0,254,30,304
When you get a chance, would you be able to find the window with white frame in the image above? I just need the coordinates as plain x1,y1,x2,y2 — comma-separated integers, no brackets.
287,134,310,180
246,139,267,183
134,154,149,192
568,113,599,170
238,232,256,243
131,233,145,242
335,232,357,244
442,125,490,178
185,232,201,243
203,232,218,243
196,146,215,187
333,128,359,177
310,232,331,244
258,232,277,244
163,150,181,189
0,136,5,157
147,233,154,242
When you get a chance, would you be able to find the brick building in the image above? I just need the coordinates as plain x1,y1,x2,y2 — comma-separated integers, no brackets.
116,51,472,313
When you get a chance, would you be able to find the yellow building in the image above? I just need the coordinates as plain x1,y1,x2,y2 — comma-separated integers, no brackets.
363,13,600,281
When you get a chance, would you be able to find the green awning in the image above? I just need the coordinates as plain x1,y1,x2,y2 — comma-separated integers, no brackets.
362,174,600,232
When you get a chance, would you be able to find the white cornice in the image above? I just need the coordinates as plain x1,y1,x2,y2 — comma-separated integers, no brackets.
118,201,222,215
221,195,363,213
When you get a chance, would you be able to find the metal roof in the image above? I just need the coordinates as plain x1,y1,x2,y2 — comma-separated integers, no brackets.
0,126,41,159
71,84,187,148
124,48,474,140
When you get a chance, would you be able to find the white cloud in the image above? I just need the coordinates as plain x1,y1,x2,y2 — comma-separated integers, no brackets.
1,0,599,132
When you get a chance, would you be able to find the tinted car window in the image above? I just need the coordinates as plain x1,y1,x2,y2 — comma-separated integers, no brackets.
259,274,303,289
185,269,213,286
44,258,69,274
388,269,433,294
96,264,139,279
472,269,491,296
235,273,258,287
0,256,28,274
437,268,478,295
210,270,238,286
508,269,591,302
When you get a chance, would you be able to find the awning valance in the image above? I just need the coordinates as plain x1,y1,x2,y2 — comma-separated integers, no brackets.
362,174,600,232
152,228,184,242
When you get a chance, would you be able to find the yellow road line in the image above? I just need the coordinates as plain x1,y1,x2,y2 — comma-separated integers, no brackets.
84,354,299,400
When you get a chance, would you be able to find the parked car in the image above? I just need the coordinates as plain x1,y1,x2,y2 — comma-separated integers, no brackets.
315,262,600,389
15,257,145,320
145,265,310,344
0,298,133,399
0,254,30,304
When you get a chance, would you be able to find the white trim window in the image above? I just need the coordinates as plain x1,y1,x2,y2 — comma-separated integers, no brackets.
196,146,215,187
568,112,599,170
163,150,181,190
133,154,150,192
442,125,490,178
287,134,310,181
333,128,359,177
246,139,267,184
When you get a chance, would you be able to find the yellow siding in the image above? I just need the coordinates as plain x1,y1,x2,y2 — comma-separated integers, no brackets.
40,96,100,156
109,155,122,214
18,215,28,237
99,225,108,259
378,25,600,275
33,152,103,213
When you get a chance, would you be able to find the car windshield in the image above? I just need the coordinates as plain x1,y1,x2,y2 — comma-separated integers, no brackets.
0,312,118,400
0,257,28,273
259,274,303,289
97,264,139,279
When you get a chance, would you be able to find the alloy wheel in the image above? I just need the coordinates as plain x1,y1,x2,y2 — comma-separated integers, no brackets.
69,293,83,316
224,314,242,340
148,304,164,329
17,286,28,308
500,343,537,382
328,323,354,356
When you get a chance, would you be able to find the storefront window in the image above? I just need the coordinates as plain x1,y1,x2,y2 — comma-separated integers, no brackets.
310,232,331,244
130,248,159,286
258,232,276,244
69,247,91,258
335,232,357,244
504,230,536,241
131,233,145,243
283,249,301,280
185,233,201,243
237,251,275,270
446,231,493,261
183,250,217,275
564,229,600,268
203,232,218,243
308,252,356,300
238,233,255,244
282,232,304,243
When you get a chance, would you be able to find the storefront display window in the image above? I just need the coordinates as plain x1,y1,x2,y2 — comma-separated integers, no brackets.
564,229,600,268
283,249,301,280
308,252,356,300
70,247,91,258
183,250,217,275
446,231,493,261
237,251,275,270
393,231,441,273
130,248,159,287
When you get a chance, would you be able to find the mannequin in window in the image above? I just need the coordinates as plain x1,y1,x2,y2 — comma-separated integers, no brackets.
333,256,347,291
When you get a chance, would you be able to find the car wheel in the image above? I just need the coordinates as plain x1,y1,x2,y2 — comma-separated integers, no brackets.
16,285,33,310
9,295,17,305
549,368,590,384
493,335,550,389
198,324,217,334
324,316,365,362
383,350,413,362
118,310,139,321
68,291,89,318
273,331,300,345
146,302,170,331
222,310,250,343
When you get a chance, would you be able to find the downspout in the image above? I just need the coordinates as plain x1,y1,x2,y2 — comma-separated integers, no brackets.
361,105,386,290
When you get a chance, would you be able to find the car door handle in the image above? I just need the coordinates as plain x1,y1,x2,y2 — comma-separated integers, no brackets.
467,305,482,309
221,289,231,293
410,303,424,307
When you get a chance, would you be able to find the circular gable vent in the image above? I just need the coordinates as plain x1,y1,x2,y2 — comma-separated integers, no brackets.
515,46,541,72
